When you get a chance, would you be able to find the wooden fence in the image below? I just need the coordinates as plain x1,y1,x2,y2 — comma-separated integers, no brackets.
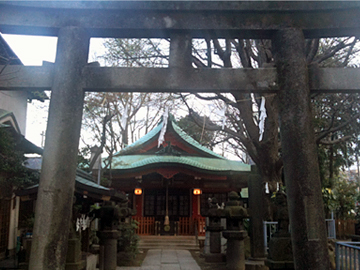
133,216,206,236
336,219,357,239
133,216,155,235
178,217,206,236
196,217,206,236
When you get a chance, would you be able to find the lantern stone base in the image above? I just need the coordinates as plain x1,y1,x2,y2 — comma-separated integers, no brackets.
223,230,248,270
204,253,226,263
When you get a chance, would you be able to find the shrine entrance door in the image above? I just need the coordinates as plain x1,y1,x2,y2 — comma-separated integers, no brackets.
144,189,190,235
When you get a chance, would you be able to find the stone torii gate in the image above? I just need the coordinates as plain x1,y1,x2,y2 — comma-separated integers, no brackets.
1,1,360,270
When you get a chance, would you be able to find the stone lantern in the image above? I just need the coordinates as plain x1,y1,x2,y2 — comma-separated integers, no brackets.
201,197,226,262
223,191,249,270
96,202,136,270
265,191,294,270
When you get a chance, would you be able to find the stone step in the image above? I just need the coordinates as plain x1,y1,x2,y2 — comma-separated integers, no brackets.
138,236,200,250
139,246,200,250
140,240,197,244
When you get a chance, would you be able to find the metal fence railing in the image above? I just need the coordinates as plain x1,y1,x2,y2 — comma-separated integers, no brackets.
326,218,336,239
264,219,336,253
335,242,360,270
263,221,278,253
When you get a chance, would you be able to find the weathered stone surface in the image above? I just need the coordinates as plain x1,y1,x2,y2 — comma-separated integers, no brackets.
267,237,293,262
223,231,248,241
209,230,222,254
248,167,265,259
224,232,247,270
204,253,226,263
245,260,268,270
28,26,90,270
222,193,249,270
1,2,360,38
273,28,330,270
265,260,294,270
2,65,360,94
100,236,118,270
66,238,81,263
169,33,192,68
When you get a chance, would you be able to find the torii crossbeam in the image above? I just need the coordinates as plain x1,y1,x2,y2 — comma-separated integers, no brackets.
1,1,359,270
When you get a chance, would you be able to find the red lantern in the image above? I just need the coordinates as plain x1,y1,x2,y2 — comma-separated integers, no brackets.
134,188,142,195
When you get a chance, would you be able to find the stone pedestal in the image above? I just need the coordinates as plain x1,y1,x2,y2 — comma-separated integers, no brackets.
19,237,86,270
205,225,225,262
18,239,32,269
208,225,223,253
65,238,86,270
223,230,248,270
265,235,294,270
98,230,120,270
201,197,227,258
265,191,294,270
248,166,266,259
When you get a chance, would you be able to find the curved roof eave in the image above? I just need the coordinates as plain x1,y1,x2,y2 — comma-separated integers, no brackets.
114,122,163,156
110,155,250,173
170,121,225,159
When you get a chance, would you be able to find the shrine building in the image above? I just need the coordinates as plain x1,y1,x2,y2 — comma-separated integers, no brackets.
102,115,251,235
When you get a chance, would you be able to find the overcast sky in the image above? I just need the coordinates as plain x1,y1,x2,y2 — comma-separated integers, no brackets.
2,34,106,147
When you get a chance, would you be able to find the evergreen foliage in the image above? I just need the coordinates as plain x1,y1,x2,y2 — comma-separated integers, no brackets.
0,128,39,198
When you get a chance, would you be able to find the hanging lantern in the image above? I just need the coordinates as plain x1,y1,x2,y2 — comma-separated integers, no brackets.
193,188,202,195
134,188,142,195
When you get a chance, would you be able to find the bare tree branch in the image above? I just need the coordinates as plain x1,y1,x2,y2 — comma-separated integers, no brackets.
319,135,352,145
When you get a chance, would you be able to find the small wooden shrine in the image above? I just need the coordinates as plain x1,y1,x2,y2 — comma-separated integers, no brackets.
103,116,251,235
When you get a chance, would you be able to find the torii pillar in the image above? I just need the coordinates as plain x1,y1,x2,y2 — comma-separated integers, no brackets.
273,29,330,269
29,27,89,270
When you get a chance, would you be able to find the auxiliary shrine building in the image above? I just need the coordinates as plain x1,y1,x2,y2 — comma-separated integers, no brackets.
103,116,251,235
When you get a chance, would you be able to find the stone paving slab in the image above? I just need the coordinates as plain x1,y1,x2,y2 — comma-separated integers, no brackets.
160,264,181,270
161,250,179,264
142,249,162,266
116,249,201,270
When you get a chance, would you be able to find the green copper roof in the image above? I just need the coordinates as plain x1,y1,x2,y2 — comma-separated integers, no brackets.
115,122,163,156
115,119,224,159
23,175,109,192
0,109,11,120
17,169,126,202
0,109,21,134
75,175,109,191
171,121,224,159
111,116,250,173
110,155,250,172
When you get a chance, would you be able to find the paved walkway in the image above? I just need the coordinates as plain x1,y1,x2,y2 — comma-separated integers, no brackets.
117,249,201,270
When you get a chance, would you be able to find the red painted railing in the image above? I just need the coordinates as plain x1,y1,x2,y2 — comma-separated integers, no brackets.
133,216,155,235
178,217,206,236
134,216,206,236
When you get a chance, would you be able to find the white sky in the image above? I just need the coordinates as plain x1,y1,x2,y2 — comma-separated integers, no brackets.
2,34,106,147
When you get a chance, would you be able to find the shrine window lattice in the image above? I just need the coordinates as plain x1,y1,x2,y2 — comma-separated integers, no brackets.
144,191,189,217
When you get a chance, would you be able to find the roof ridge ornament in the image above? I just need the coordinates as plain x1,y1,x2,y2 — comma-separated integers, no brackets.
155,141,181,156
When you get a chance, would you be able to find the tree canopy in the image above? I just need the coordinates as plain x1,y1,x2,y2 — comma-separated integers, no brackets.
0,128,39,198
184,37,360,193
